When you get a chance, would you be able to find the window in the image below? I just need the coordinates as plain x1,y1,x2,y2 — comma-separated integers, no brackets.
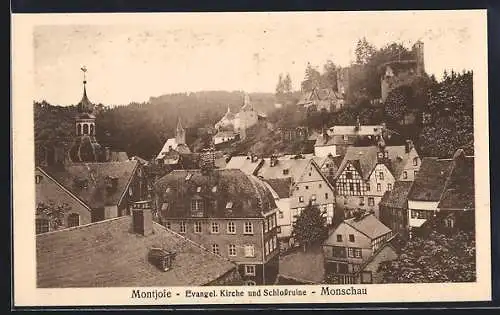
347,247,354,257
346,172,353,179
244,245,255,257
343,197,348,205
343,135,348,141
311,194,317,201
366,183,370,191
227,221,236,234
368,197,375,206
212,244,220,255
356,183,360,192
211,222,219,233
349,183,354,191
305,185,309,190
179,221,186,233
387,183,392,191
379,172,384,180
377,183,381,192
265,241,270,255
359,197,364,206
414,170,419,177
244,222,254,234
35,175,43,184
279,211,284,219
413,157,419,166
244,280,256,286
325,193,329,199
332,246,346,258
245,265,256,276
296,186,299,191
299,196,304,203
228,244,237,256
194,221,202,233
349,234,355,242
35,218,49,234
264,219,268,232
67,213,80,228
403,171,408,179
319,184,322,188
191,199,204,215
354,248,362,258
165,221,171,229
336,234,343,242
309,172,312,176
283,169,289,175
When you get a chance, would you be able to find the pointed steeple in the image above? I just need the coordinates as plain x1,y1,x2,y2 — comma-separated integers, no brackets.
176,116,186,145
77,66,94,114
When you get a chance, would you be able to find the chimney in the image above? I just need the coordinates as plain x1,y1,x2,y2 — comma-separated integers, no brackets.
199,148,216,173
131,200,153,236
104,147,111,162
355,116,360,131
270,155,278,167
405,139,414,153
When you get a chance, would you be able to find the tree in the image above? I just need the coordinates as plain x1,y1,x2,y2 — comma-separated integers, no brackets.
276,73,285,96
379,230,475,283
355,37,376,65
320,60,338,90
283,73,292,94
384,86,411,123
301,63,321,93
292,202,328,252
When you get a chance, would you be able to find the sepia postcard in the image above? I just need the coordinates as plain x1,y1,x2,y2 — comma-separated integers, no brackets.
12,10,490,307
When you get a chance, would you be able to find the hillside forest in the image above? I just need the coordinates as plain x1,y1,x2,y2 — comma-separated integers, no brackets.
34,38,474,162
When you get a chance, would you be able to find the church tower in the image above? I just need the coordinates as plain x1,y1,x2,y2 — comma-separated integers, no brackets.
175,117,186,145
412,40,425,75
69,66,104,163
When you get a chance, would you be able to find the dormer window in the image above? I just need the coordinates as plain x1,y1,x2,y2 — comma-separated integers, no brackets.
212,186,217,193
191,199,204,217
148,248,176,272
196,186,202,193
226,201,233,209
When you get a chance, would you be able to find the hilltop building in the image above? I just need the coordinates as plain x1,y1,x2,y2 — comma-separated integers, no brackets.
154,154,280,285
215,93,259,134
35,69,147,234
380,41,425,102
36,200,241,287
156,117,192,165
297,87,345,112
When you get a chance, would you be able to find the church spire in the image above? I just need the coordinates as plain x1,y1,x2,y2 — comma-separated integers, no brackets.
176,116,186,145
77,66,94,114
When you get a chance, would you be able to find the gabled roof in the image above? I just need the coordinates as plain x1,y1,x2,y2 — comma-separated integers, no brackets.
263,177,293,199
408,157,454,201
438,155,474,210
154,169,276,218
109,151,129,162
257,156,311,181
380,181,413,209
328,125,384,136
334,145,412,181
40,161,138,209
157,138,178,159
225,155,263,176
36,216,238,287
344,213,392,240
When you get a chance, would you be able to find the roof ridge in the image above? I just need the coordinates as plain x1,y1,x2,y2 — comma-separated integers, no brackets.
36,215,126,238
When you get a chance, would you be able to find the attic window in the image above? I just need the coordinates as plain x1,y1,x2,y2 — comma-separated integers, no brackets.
226,201,233,209
185,173,193,181
212,186,217,193
148,248,176,272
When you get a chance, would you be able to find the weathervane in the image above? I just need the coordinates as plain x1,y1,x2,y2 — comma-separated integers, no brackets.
81,66,87,84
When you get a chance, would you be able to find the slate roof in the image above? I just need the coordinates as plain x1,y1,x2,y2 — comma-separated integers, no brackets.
154,169,277,218
379,181,413,209
40,161,138,209
225,155,263,176
263,177,293,199
257,156,311,181
344,213,392,240
334,145,411,180
438,155,474,210
408,157,454,201
36,216,238,287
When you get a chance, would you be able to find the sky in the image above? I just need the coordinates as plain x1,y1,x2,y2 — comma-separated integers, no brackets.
33,11,479,106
